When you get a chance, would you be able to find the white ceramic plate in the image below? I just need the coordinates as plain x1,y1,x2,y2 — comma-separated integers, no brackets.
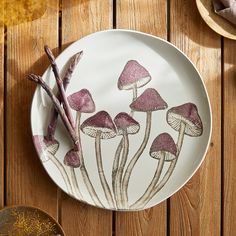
31,29,212,211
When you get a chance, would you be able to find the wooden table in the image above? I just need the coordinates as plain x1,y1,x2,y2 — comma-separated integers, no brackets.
1,0,233,235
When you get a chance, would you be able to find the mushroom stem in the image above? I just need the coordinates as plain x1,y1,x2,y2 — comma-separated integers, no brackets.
76,112,81,138
95,132,115,208
112,92,137,204
122,111,152,208
70,167,83,199
176,121,186,155
76,113,104,207
79,161,104,207
112,141,122,203
132,84,138,101
114,131,129,209
130,84,138,116
46,51,83,141
44,46,75,128
134,122,186,209
130,153,166,208
47,152,73,194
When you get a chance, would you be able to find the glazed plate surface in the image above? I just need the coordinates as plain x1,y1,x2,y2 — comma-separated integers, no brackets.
31,30,212,211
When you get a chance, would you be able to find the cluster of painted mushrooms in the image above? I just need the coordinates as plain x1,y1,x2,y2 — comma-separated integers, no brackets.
29,47,203,210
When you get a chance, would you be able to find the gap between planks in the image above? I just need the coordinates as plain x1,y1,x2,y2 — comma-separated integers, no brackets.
3,25,7,208
220,36,224,236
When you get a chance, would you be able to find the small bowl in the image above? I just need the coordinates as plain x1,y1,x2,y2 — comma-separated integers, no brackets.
0,205,65,235
196,0,236,40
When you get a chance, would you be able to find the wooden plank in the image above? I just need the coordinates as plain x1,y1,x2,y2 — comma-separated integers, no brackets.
61,0,112,46
169,1,221,235
117,0,167,38
0,20,4,208
6,1,59,217
60,1,113,235
223,39,236,235
115,1,167,235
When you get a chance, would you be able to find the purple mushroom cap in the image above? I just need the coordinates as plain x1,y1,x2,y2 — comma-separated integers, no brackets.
64,149,80,168
33,135,59,162
68,89,95,113
114,112,140,135
118,60,151,90
150,133,177,161
80,111,117,139
130,88,168,112
167,103,203,137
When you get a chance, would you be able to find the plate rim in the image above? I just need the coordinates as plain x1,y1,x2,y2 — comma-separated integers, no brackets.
30,29,212,211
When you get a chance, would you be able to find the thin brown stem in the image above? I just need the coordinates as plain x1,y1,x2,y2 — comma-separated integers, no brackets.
122,112,152,208
95,132,115,208
114,132,129,208
112,89,136,205
76,112,81,138
47,152,73,194
130,84,138,116
132,84,137,101
118,132,129,208
130,153,165,208
75,112,104,207
70,167,83,199
112,139,122,205
135,122,186,209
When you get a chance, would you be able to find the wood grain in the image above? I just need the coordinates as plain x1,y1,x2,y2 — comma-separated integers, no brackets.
169,0,221,235
60,1,113,235
61,0,112,46
0,22,4,208
115,1,167,235
117,0,167,39
223,38,236,235
6,1,59,217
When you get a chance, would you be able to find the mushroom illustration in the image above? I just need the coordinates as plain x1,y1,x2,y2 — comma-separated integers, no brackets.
28,50,103,207
138,103,203,209
33,135,73,194
64,149,83,199
33,135,59,162
113,112,140,208
81,111,117,208
68,88,95,139
112,60,151,200
131,133,177,209
122,88,168,208
68,89,95,114
118,60,151,102
67,89,96,200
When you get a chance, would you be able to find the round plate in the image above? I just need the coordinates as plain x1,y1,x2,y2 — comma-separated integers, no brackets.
31,29,212,211
196,0,236,40
0,205,65,235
